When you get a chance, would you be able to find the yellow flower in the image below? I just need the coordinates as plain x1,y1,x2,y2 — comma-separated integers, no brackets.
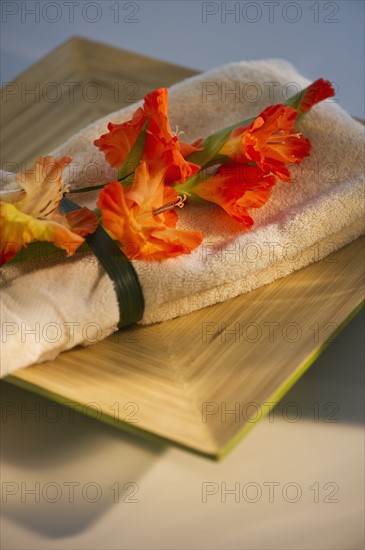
0,156,98,265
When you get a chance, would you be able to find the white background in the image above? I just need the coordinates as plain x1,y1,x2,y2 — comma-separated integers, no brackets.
1,1,364,549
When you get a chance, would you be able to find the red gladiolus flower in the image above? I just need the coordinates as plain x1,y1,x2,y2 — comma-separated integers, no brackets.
94,88,201,184
177,162,276,227
220,105,311,182
294,78,336,116
97,161,203,261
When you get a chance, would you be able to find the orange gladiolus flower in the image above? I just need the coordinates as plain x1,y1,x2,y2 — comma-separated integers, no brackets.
293,78,335,116
220,105,311,182
94,88,201,184
0,156,98,265
176,162,276,227
97,161,203,261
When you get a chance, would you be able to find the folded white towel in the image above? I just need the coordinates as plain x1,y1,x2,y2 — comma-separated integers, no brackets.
1,59,364,377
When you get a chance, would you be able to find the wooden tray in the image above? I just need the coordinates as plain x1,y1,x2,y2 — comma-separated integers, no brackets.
1,37,364,458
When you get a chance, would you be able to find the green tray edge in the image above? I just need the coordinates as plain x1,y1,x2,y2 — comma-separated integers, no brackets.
3,298,364,461
217,298,364,459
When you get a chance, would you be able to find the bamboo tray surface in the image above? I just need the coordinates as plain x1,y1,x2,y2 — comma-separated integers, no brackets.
1,37,364,458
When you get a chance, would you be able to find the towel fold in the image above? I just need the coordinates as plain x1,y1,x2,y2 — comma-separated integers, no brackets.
1,59,364,377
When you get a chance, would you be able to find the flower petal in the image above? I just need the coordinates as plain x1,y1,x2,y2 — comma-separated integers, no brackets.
0,201,85,266
220,105,311,181
65,207,99,237
293,79,336,116
94,88,200,185
94,115,146,168
97,163,202,261
15,156,72,217
184,162,276,227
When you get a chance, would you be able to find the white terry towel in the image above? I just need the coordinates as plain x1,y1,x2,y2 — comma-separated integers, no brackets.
1,59,364,377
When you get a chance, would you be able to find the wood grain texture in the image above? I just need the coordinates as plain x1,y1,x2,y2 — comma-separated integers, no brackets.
0,36,198,168
2,37,364,458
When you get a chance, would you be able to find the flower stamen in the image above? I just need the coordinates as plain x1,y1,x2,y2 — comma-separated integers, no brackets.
153,194,187,216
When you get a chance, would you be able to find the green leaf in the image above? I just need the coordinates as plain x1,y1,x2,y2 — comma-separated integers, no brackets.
117,117,150,187
173,167,213,203
60,197,144,327
186,117,255,167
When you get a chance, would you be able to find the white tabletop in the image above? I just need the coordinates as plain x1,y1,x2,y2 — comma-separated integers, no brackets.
1,2,364,548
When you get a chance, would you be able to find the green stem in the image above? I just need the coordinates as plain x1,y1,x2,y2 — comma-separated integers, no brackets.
186,118,255,167
69,168,136,195
69,183,108,194
173,171,211,205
